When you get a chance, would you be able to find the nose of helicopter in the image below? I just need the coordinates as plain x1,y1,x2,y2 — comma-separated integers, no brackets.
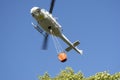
30,7,41,16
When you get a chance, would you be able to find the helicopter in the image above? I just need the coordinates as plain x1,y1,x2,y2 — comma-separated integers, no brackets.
30,0,83,55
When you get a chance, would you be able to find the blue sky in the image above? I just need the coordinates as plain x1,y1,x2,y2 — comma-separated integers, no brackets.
0,0,120,80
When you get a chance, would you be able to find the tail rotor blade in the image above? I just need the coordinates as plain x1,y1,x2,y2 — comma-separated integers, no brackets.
49,0,56,13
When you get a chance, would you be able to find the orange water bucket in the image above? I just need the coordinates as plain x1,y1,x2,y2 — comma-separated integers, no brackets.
58,52,67,62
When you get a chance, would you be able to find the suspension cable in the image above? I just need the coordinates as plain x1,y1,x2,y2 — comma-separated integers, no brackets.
50,30,63,54
54,34,63,52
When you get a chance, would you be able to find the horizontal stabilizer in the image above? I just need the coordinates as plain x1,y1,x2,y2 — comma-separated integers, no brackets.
65,41,80,52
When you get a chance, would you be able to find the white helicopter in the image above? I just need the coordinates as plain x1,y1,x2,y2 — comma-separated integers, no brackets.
30,0,83,55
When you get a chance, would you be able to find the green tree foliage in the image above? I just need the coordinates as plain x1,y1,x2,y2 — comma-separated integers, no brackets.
39,67,120,80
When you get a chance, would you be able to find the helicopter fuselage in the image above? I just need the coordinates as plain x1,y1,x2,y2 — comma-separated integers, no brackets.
31,7,62,37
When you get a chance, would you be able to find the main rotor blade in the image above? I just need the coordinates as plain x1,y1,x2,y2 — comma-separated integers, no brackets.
42,33,49,50
49,0,56,13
